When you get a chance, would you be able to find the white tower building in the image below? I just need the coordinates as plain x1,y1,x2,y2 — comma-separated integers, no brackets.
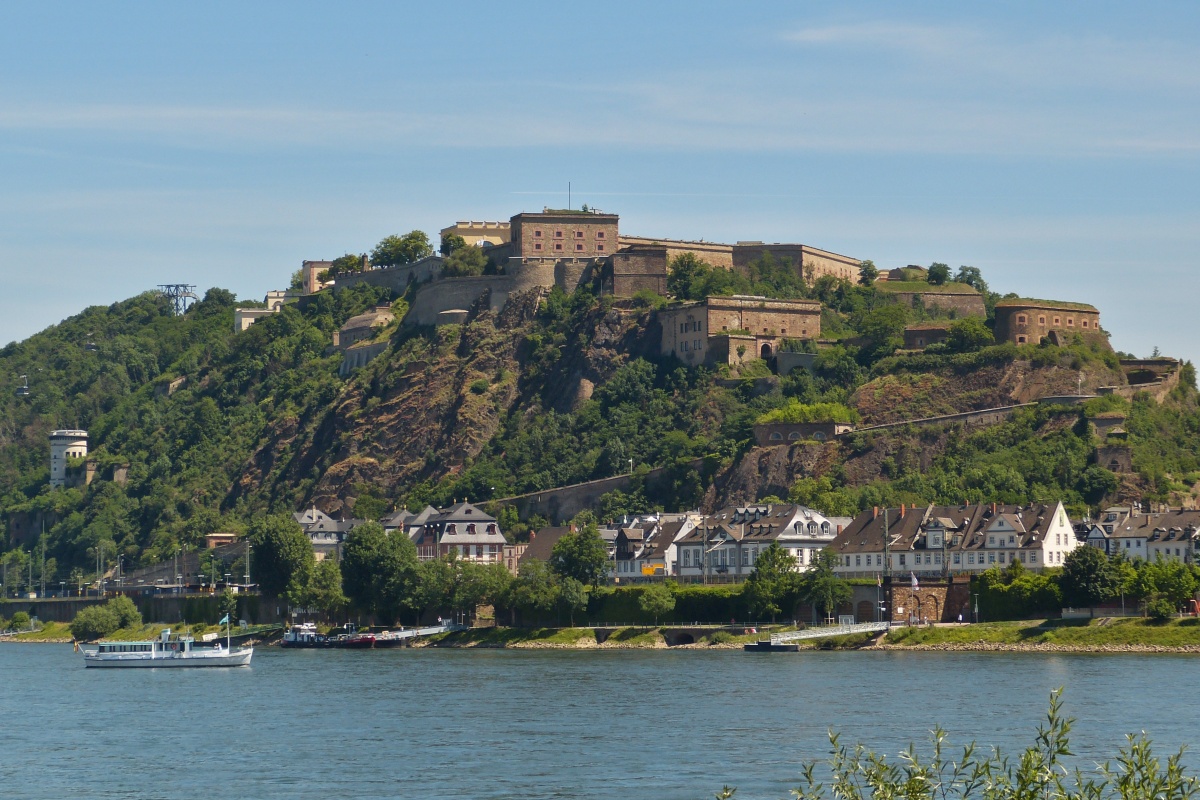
49,429,88,488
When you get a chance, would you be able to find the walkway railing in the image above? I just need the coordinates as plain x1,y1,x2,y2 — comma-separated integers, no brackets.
770,621,890,644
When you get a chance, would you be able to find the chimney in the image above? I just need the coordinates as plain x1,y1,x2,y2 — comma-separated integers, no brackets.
900,504,906,519
529,531,536,540
872,506,878,520
991,502,997,515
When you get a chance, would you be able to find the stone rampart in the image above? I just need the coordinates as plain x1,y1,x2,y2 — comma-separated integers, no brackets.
493,458,706,523
886,291,986,318
334,255,443,295
618,236,734,268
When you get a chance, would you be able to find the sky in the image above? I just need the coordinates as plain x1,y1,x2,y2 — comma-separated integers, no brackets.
1,2,1198,366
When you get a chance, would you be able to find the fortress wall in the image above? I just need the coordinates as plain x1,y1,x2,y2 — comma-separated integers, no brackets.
619,236,734,268
887,291,986,318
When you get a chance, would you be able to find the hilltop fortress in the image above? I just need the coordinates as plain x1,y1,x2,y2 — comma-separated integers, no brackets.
328,208,861,327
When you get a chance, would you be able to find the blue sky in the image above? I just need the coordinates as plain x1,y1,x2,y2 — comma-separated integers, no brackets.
1,2,1198,365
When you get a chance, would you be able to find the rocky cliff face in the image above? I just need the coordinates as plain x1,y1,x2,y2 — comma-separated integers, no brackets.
850,358,1125,425
232,293,658,516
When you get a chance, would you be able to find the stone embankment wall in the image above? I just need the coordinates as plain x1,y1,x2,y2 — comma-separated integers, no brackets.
6,593,279,625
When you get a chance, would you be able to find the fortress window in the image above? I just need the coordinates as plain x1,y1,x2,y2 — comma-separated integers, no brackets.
575,230,583,238
597,244,604,251
575,243,584,251
1017,314,1027,324
1067,318,1074,326
1017,335,1027,343
534,243,543,251
1039,316,1046,325
554,230,563,238
554,243,563,251
596,231,605,239
1054,316,1061,325
1082,319,1089,328
533,230,542,237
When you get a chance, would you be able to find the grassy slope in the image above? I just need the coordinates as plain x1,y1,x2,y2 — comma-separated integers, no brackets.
882,618,1200,649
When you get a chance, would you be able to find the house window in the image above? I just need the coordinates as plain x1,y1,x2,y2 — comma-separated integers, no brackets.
989,536,995,545
1009,535,1015,544
999,553,1005,563
1031,552,1037,562
1017,314,1027,324
934,553,941,564
899,554,906,565
1020,552,1026,562
844,556,850,566
988,553,995,563
683,550,691,566
953,553,960,564
855,555,861,566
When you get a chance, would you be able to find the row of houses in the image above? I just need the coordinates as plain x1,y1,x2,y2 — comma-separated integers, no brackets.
287,497,1200,583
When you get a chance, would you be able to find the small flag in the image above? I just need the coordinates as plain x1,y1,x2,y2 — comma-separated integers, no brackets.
910,572,919,590
219,614,230,625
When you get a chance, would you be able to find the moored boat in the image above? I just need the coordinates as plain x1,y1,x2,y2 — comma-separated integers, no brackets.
81,627,253,668
281,622,331,648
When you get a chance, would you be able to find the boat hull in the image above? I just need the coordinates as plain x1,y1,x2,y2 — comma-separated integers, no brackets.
83,649,253,668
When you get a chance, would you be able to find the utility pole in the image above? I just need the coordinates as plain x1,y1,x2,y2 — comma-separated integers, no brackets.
244,541,251,587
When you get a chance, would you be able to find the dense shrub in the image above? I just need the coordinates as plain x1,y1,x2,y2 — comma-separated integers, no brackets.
70,605,119,640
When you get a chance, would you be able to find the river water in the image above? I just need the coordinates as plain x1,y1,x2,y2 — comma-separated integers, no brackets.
3,644,1196,799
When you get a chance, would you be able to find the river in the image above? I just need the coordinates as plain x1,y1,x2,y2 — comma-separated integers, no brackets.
3,644,1195,799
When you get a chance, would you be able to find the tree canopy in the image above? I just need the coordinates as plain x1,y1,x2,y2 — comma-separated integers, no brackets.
371,231,433,267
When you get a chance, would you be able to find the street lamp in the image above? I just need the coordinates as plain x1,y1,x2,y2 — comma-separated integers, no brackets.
973,593,980,624
60,581,65,598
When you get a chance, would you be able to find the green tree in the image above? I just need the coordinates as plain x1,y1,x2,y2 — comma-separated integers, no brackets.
557,576,589,627
638,582,676,624
798,548,852,623
550,522,609,587
440,233,467,255
246,514,314,601
371,231,433,267
855,305,907,361
1059,546,1120,610
70,605,118,640
9,611,30,631
953,265,989,295
440,245,488,278
857,259,879,286
927,262,950,285
305,559,349,617
219,588,238,620
341,522,419,622
328,252,365,277
945,316,995,353
506,560,560,625
107,595,142,629
743,542,800,622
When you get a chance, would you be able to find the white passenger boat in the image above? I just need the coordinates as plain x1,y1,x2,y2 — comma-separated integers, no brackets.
81,625,253,668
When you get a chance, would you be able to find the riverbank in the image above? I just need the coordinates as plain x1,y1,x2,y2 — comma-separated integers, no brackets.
420,617,1200,652
10,617,1200,653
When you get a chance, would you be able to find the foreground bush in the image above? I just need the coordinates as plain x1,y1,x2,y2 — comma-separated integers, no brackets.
719,691,1197,799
